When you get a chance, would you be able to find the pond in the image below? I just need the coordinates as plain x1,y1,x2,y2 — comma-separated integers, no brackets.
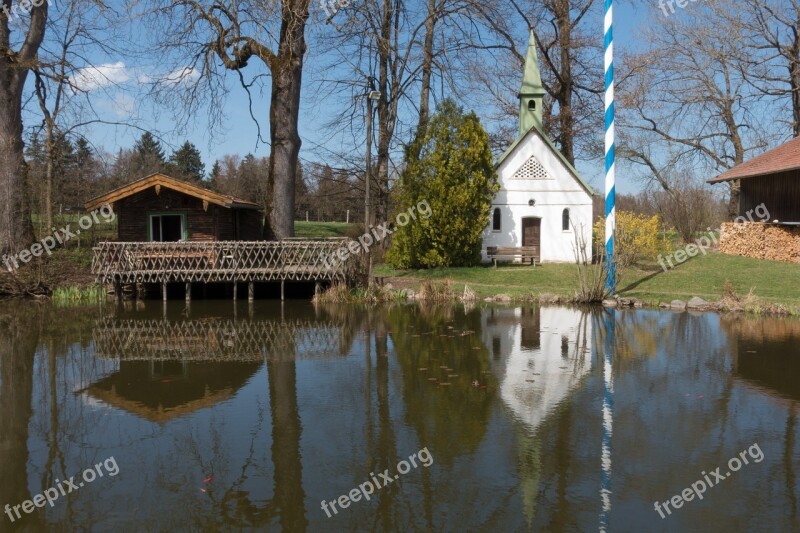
0,300,798,532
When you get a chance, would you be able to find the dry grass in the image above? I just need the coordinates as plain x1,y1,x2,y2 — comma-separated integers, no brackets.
418,279,454,302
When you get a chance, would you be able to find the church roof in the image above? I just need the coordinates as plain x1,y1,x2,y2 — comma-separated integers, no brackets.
496,124,594,195
520,31,546,98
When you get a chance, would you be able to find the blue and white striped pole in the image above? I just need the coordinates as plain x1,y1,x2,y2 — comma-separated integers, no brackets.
604,0,617,293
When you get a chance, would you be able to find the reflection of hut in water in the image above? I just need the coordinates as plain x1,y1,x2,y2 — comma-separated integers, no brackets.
93,316,356,361
87,361,261,424
87,311,359,423
722,316,800,402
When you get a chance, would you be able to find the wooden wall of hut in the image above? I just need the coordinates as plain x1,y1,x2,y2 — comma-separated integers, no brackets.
116,188,262,241
740,170,800,222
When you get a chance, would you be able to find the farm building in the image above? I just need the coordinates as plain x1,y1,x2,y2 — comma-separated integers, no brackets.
709,137,800,263
84,173,264,242
482,31,594,265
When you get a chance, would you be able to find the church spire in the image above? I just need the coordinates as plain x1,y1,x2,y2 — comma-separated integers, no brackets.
519,31,545,137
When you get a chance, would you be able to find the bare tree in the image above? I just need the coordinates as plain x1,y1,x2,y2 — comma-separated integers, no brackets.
143,0,312,239
742,0,800,136
465,0,603,164
0,0,48,255
618,0,773,218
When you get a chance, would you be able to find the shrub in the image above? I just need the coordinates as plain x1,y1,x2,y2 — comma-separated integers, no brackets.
594,211,670,267
386,100,498,268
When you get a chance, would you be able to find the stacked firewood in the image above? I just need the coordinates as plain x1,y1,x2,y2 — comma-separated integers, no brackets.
719,223,800,263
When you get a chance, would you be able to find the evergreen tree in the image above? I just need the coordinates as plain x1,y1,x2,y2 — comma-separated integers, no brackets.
386,99,498,268
132,132,166,176
208,160,222,191
168,141,206,184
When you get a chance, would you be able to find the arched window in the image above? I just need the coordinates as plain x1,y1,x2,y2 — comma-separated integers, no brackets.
562,208,571,231
528,100,536,111
492,208,502,232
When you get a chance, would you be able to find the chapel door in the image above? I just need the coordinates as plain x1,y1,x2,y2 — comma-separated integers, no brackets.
521,217,541,264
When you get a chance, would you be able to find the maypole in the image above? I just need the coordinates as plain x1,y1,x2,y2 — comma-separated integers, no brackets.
604,0,617,293
600,2,616,531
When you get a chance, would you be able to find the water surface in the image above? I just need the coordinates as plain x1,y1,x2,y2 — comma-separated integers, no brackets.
1,301,798,532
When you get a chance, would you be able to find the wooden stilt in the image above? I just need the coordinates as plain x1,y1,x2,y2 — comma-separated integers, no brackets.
248,282,254,302
281,280,285,301
162,282,168,301
114,281,122,303
233,282,238,301
186,282,191,302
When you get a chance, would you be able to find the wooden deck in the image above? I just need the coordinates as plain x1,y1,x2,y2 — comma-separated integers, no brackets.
92,240,358,286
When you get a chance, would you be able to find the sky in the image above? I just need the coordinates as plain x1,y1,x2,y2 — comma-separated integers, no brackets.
29,1,650,195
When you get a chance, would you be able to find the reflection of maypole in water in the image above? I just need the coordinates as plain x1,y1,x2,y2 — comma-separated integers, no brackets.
599,309,615,532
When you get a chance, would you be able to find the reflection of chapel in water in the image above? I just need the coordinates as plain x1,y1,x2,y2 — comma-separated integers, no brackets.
481,306,594,526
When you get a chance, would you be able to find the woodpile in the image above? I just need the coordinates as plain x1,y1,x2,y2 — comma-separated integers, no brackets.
719,222,800,263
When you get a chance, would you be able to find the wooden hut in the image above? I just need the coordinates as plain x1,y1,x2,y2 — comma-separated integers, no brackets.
709,137,800,263
84,173,264,242
86,174,353,301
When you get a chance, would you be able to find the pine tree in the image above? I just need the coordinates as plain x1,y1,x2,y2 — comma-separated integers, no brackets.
132,132,166,177
168,141,206,184
208,160,222,191
386,99,498,268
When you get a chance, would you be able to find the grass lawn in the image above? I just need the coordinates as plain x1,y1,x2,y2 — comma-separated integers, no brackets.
375,252,800,307
294,221,354,239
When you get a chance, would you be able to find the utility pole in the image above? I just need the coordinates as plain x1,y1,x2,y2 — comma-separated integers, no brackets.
365,89,381,227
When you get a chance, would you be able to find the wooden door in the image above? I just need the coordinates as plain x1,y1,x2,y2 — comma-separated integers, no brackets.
521,217,541,263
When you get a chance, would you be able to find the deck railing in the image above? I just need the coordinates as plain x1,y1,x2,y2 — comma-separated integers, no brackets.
92,240,357,284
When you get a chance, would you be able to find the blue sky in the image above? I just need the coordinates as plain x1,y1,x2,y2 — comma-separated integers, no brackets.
40,1,649,195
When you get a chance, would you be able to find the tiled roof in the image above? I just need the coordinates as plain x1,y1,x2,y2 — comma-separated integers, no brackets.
709,136,800,183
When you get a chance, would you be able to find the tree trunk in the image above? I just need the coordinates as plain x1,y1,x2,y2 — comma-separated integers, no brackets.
555,0,575,165
408,0,437,160
264,0,309,240
791,32,800,137
0,84,35,255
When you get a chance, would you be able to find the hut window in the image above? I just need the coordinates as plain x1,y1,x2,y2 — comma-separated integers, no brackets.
492,208,502,232
562,208,570,231
528,100,536,111
150,214,186,242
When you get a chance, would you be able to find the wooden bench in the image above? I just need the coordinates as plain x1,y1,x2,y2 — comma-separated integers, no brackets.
487,246,539,267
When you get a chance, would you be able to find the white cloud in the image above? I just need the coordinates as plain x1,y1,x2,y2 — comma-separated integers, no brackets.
96,93,136,119
72,62,130,92
164,67,200,86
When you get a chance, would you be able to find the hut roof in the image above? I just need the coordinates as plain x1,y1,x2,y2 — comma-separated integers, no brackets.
709,136,800,183
84,173,262,211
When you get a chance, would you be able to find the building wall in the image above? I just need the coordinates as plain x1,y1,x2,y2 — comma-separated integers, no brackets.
114,187,262,241
740,171,800,222
482,131,593,263
719,222,800,263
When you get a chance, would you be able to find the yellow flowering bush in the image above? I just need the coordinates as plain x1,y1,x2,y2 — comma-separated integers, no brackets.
593,211,670,267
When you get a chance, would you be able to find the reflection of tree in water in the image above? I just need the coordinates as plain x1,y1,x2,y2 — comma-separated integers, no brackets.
0,303,43,530
159,360,307,530
379,303,494,464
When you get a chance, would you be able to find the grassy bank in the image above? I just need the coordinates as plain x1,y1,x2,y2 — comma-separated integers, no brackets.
294,221,354,239
375,252,800,311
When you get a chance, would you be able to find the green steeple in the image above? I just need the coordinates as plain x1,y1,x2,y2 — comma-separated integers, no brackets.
519,31,546,137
